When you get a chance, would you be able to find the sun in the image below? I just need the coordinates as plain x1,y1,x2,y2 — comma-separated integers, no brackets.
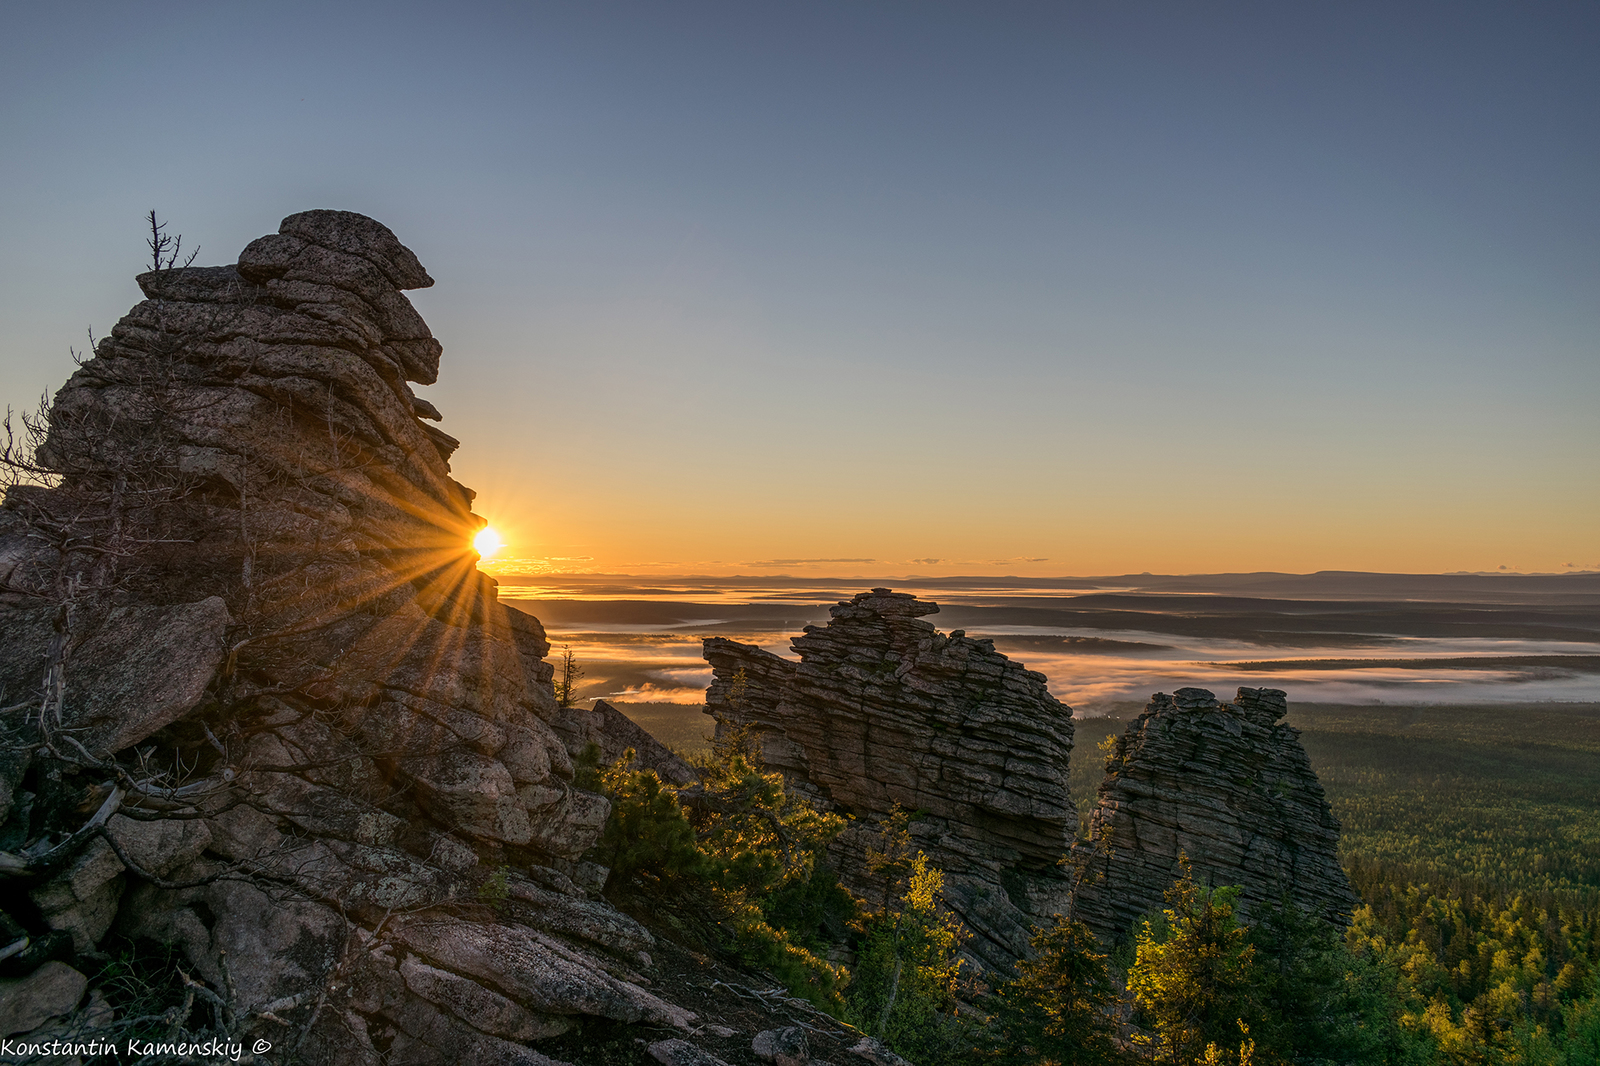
473,526,503,559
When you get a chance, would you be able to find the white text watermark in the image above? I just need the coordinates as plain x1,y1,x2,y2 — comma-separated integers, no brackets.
0,1037,271,1060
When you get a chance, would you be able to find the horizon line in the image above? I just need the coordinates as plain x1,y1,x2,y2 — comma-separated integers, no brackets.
486,568,1600,583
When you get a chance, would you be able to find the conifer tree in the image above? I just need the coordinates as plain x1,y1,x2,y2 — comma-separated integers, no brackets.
988,914,1126,1065
1127,862,1260,1065
555,644,583,707
849,851,972,1064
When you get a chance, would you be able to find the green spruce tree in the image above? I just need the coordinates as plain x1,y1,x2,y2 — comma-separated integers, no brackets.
1127,863,1260,1065
987,914,1126,1065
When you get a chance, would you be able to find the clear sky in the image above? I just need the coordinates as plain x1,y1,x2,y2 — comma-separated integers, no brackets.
4,1,1596,577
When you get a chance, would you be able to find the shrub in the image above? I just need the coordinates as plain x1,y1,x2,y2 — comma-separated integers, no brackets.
580,731,854,1012
848,851,975,1064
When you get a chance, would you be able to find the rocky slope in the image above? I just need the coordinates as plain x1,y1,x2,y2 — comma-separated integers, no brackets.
1070,687,1357,944
703,589,1078,971
0,212,829,1066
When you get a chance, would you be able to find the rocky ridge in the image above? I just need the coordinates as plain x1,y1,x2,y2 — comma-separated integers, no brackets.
0,212,844,1065
1070,686,1357,944
703,589,1078,971
552,699,698,789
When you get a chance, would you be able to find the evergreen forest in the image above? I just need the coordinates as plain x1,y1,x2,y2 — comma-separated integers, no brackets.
590,697,1600,1064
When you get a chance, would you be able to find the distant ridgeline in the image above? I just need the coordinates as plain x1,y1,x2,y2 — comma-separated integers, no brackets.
703,588,1356,958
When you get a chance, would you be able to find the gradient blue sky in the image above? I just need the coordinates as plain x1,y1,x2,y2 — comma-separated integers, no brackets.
4,2,1596,575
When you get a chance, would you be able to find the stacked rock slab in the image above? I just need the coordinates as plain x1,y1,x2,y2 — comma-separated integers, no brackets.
703,589,1077,970
1071,686,1357,945
0,212,686,1063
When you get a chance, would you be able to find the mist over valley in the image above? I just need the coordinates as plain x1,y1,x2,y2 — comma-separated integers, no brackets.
497,571,1600,708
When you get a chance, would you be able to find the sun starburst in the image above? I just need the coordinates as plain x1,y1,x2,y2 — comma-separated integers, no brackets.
474,526,504,559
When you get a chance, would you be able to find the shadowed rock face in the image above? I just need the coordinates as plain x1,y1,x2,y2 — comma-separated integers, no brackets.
704,602,1357,966
704,588,1077,970
0,212,682,1063
1070,687,1357,945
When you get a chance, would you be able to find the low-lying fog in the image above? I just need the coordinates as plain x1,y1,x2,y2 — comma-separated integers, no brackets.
494,573,1600,711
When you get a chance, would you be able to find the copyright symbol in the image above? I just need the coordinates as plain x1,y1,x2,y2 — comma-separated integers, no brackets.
253,1039,273,1055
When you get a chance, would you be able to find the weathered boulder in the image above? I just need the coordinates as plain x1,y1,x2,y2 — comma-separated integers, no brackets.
703,588,1076,970
0,598,229,758
649,1039,734,1066
386,1007,578,1066
29,848,124,953
106,812,213,877
502,873,656,955
1071,687,1357,944
206,879,347,1011
398,955,569,1041
517,787,607,863
27,814,212,953
403,748,536,844
386,914,690,1027
753,1026,810,1066
0,961,86,1037
849,1037,915,1066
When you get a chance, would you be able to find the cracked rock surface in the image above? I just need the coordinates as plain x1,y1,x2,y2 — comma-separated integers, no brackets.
703,589,1077,971
0,211,689,1063
1070,686,1357,944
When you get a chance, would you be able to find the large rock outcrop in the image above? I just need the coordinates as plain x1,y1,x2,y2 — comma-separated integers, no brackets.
703,589,1077,970
705,603,1358,967
1071,687,1357,944
0,212,684,1063
0,210,1364,1061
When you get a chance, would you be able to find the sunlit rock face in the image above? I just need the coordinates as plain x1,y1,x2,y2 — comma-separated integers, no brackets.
703,588,1078,971
0,213,666,1062
1071,687,1358,945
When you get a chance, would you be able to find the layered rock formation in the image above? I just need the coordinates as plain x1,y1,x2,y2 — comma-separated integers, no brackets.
0,212,689,1063
703,589,1077,970
705,602,1357,965
1071,687,1357,944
